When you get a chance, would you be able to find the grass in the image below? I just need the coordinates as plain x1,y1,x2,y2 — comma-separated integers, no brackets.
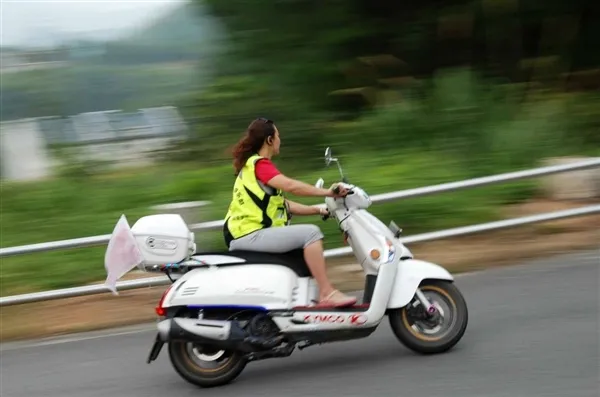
0,149,540,297
2,69,598,297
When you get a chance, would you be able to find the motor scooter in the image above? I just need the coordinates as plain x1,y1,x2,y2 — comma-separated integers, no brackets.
104,147,468,388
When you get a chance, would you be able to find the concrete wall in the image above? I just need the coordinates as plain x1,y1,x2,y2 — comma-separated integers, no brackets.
541,157,600,200
0,119,53,181
1,108,188,181
77,137,177,168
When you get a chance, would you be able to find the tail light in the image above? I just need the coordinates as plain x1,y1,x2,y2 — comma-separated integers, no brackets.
155,284,174,317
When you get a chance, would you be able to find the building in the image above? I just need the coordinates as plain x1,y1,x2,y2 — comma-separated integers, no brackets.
1,107,189,181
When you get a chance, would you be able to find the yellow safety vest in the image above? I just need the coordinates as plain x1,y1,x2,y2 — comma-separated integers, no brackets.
223,154,290,246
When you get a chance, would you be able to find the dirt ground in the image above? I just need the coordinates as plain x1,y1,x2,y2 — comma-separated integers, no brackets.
1,199,598,342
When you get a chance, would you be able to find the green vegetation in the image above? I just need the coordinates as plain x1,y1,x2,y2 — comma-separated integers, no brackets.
176,0,600,166
3,70,599,296
1,147,539,296
1,63,200,120
2,69,599,297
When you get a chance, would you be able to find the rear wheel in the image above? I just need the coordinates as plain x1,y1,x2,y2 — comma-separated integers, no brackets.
389,280,468,354
168,341,247,388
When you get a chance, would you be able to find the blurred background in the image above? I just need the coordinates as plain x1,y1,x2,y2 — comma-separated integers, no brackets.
1,0,599,298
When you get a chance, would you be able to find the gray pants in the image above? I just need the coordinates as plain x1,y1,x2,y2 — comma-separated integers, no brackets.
229,224,324,253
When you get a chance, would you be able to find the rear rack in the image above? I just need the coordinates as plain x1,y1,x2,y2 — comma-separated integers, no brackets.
145,259,209,281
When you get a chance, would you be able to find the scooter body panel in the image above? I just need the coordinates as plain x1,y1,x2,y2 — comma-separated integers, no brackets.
386,259,454,309
163,264,319,310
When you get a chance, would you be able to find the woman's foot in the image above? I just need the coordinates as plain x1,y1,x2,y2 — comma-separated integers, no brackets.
317,289,357,307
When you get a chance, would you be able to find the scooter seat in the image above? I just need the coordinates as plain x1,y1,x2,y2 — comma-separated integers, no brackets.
194,249,312,278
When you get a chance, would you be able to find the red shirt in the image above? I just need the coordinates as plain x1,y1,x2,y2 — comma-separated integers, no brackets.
255,158,281,184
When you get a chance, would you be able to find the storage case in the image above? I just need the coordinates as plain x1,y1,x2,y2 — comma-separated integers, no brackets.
130,214,196,266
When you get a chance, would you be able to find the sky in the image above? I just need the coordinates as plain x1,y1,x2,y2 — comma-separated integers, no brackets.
1,0,187,48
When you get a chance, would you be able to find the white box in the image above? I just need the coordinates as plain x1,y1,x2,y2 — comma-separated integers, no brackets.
131,214,196,266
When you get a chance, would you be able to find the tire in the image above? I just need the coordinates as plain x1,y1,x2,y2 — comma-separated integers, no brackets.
389,280,468,355
167,341,248,388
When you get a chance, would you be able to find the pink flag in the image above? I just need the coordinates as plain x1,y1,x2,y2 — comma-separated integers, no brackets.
104,214,144,295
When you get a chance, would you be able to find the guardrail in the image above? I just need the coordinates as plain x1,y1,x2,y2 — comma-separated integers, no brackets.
1,158,599,307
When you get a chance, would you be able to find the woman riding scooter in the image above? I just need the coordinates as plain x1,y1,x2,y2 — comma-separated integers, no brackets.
223,118,357,307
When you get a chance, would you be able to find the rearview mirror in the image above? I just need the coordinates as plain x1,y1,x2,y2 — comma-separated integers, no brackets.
323,146,348,182
325,147,334,166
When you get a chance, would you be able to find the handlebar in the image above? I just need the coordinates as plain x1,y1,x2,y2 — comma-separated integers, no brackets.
321,184,354,221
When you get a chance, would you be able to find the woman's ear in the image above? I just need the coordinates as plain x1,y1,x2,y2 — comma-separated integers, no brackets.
266,136,273,145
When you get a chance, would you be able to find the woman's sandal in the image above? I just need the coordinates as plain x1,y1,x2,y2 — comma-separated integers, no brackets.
317,289,357,307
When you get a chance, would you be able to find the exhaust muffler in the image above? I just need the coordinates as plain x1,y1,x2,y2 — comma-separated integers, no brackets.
158,318,236,344
147,318,237,364
156,317,284,351
147,317,286,364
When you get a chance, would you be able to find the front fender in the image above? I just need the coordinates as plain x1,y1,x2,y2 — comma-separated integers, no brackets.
387,259,454,309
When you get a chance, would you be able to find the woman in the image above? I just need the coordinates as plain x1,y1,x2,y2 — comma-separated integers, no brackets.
223,118,357,307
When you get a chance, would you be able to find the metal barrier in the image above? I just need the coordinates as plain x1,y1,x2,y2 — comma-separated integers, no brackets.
2,204,598,307
1,158,599,307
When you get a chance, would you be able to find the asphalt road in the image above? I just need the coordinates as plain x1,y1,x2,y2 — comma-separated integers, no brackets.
2,249,598,397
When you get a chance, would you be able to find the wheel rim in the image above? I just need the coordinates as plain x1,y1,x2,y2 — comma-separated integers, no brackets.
181,343,234,373
401,285,458,342
193,346,226,362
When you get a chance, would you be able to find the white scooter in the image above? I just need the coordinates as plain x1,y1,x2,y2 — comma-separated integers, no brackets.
104,147,468,388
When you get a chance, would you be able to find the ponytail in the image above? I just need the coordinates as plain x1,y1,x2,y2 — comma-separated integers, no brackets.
230,118,277,175
231,136,255,175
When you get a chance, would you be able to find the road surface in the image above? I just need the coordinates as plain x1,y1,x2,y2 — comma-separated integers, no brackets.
1,249,598,397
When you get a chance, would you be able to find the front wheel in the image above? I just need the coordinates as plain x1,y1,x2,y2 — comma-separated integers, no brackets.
389,280,468,354
168,341,248,388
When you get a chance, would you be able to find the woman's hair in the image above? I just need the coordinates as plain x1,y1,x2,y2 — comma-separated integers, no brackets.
231,118,276,175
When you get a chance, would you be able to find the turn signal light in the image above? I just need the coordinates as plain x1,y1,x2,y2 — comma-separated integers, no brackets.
370,249,381,260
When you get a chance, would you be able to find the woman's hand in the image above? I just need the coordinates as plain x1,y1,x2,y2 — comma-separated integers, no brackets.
328,183,349,198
